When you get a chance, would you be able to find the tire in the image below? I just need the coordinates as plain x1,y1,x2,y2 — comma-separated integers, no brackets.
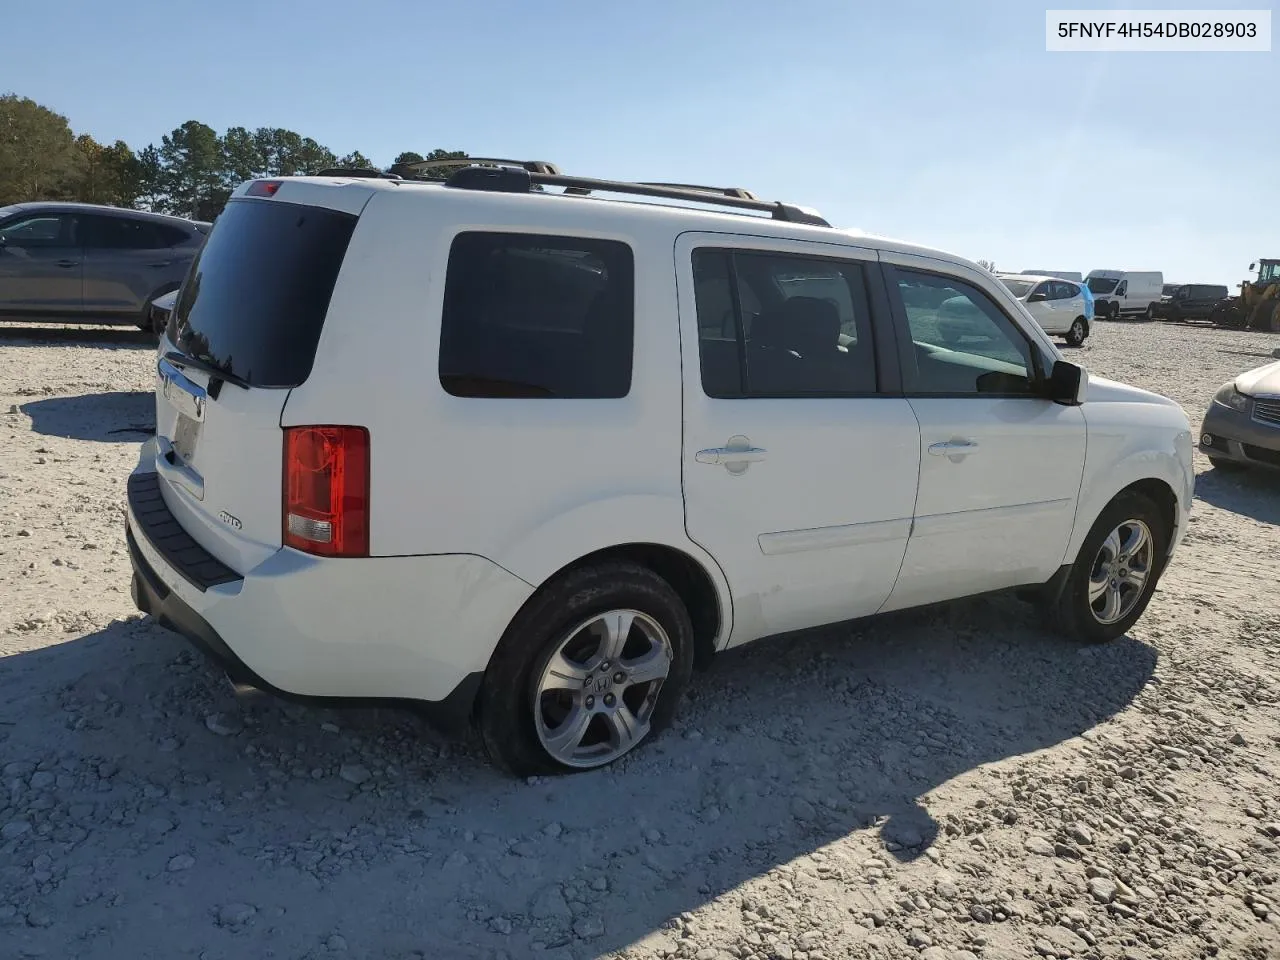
1064,318,1088,347
477,562,695,777
1046,491,1169,644
1108,301,1120,321
1145,304,1155,321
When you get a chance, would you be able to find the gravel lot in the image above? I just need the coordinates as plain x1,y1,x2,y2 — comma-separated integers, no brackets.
1,319,1278,960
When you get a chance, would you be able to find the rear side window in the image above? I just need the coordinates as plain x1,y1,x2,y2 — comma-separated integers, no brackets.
439,232,634,398
83,216,166,250
170,199,357,388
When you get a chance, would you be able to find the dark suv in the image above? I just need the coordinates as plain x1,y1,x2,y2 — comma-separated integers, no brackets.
1152,283,1230,322
0,202,210,331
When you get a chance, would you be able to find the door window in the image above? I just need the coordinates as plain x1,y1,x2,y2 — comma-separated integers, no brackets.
692,248,877,397
0,214,77,248
894,268,1038,396
1052,281,1077,300
83,216,167,251
1114,280,1128,297
439,232,634,398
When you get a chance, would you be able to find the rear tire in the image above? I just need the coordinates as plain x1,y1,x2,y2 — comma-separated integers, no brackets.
477,562,694,777
1046,491,1169,645
1064,318,1088,347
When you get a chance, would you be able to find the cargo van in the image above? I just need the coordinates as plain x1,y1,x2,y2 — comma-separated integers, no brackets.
1085,270,1164,320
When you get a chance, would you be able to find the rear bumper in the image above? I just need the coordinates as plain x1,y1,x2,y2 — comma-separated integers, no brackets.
125,468,535,732
1199,403,1280,471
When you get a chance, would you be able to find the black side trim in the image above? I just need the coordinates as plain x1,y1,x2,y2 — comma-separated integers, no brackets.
126,522,482,735
127,472,242,591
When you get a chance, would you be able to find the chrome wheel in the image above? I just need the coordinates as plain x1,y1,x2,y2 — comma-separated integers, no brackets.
533,609,673,768
1067,319,1086,345
1088,519,1153,625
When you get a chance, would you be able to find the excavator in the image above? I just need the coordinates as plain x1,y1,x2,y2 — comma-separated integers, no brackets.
1211,259,1280,331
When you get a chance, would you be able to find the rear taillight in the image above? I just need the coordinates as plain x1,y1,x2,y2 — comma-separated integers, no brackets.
246,180,282,197
283,426,369,558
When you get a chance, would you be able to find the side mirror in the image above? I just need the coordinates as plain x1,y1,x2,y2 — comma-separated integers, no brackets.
1027,292,1048,303
1249,262,1256,271
1046,360,1086,405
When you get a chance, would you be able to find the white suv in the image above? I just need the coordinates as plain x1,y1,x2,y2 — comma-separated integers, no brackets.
125,161,1194,776
997,273,1091,346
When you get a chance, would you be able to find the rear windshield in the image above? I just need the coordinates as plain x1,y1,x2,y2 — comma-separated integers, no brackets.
169,198,357,388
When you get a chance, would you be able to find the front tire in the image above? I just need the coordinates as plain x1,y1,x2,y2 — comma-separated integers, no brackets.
478,562,694,776
1047,491,1169,644
1064,318,1088,347
1108,301,1121,321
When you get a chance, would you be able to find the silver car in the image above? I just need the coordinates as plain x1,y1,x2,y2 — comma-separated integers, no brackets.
1200,359,1280,471
0,202,210,332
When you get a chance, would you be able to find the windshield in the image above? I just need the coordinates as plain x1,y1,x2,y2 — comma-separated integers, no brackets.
1087,277,1119,294
1259,262,1280,283
170,198,357,388
998,278,1036,299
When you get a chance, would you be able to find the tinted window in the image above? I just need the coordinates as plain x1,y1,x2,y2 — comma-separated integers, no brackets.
439,232,634,399
170,198,357,388
158,223,193,247
1053,281,1078,300
1087,277,1118,295
693,248,877,397
1188,285,1228,300
0,213,77,247
83,215,169,250
895,269,1037,396
999,277,1036,299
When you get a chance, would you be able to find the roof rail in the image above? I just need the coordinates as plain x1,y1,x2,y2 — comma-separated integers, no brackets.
442,166,829,227
315,167,402,180
401,157,562,176
636,182,759,200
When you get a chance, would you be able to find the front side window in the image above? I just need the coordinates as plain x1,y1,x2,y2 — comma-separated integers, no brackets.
0,214,76,247
439,232,634,398
692,248,877,398
1114,280,1128,297
894,268,1037,396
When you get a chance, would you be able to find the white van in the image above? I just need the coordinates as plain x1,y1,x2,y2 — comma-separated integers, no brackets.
1086,270,1164,320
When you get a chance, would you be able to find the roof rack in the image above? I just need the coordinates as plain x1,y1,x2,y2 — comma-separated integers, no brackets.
315,167,402,180
401,157,563,176
441,165,829,227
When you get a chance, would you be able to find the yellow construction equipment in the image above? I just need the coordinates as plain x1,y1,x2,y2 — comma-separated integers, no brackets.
1211,259,1280,331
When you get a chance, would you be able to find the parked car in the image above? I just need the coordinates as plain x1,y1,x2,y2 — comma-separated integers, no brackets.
124,164,1194,776
1199,360,1280,471
0,202,210,331
1151,284,1230,322
1086,270,1164,320
1020,269,1083,282
997,273,1091,346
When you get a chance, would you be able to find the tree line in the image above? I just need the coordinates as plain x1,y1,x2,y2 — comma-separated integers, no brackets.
0,93,467,220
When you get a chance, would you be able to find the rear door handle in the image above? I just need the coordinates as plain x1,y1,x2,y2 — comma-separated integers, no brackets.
928,438,979,459
56,259,79,268
147,260,173,268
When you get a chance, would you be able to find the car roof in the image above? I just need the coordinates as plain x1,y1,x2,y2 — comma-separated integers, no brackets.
999,273,1063,284
7,201,204,227
231,174,993,278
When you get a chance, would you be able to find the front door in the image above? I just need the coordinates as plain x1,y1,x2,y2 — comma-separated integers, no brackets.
0,211,83,316
677,233,920,646
878,256,1086,611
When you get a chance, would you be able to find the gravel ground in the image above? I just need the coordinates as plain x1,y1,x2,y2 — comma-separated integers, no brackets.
1,319,1278,960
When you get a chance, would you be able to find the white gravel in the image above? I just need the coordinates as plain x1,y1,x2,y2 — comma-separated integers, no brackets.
1,319,1278,960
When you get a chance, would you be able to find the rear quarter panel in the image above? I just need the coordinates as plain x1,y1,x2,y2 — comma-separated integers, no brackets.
282,188,733,645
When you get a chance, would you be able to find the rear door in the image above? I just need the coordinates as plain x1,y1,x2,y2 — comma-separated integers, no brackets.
154,191,362,573
678,232,920,645
82,214,188,317
0,210,83,315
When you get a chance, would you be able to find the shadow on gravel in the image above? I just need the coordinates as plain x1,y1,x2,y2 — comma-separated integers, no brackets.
0,322,154,348
1195,465,1280,525
0,594,1157,959
20,392,155,442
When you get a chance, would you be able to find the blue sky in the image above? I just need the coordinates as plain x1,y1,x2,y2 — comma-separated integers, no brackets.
4,0,1276,285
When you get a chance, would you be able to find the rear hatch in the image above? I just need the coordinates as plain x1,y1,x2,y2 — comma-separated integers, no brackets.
152,190,361,573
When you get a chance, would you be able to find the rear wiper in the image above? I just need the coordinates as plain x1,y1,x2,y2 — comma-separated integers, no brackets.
163,350,250,391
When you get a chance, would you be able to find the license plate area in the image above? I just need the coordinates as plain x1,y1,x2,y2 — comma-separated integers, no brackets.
172,414,200,463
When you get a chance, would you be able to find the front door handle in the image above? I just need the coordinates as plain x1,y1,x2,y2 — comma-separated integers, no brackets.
928,438,980,460
56,259,79,268
148,260,173,268
696,435,767,474
696,447,768,465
